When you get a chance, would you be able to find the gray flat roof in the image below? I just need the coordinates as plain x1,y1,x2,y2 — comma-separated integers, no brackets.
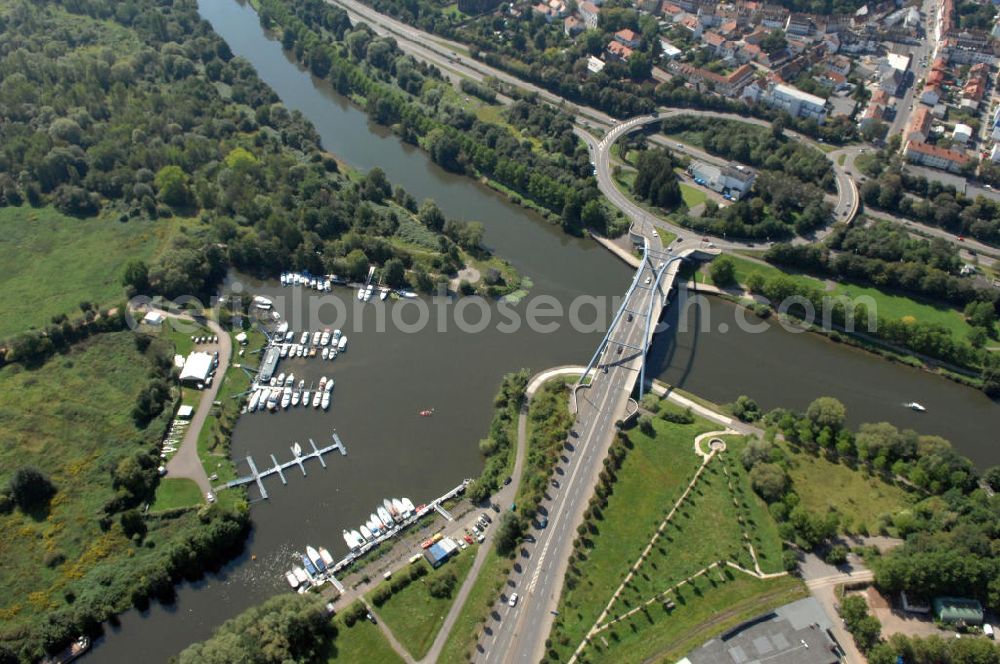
687,598,841,664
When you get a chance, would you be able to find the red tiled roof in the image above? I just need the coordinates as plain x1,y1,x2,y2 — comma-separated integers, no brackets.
906,140,970,164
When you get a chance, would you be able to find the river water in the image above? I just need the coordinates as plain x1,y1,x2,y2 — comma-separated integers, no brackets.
81,0,1000,660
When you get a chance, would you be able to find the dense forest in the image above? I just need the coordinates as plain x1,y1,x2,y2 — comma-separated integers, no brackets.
0,0,512,308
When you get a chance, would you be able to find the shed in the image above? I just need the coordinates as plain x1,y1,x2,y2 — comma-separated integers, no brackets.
177,405,195,420
423,538,459,568
143,311,165,326
934,597,983,625
179,352,214,386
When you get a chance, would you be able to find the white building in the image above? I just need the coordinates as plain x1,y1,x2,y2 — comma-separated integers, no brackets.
688,161,757,199
953,123,973,144
179,351,214,386
762,83,828,123
142,311,164,326
587,56,605,74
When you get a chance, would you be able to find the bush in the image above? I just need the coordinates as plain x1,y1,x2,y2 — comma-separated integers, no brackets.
8,466,57,512
710,256,737,287
749,463,788,502
825,544,849,565
428,570,457,599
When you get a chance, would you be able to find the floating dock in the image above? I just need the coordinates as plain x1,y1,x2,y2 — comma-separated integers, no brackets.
223,432,347,499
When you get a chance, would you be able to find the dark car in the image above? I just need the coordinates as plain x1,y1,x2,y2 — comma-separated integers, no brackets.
481,512,493,524
366,611,377,625
538,516,548,528
503,476,512,486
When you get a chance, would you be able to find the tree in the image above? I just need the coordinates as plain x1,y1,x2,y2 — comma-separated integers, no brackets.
638,414,655,436
344,249,370,282
749,463,787,502
428,570,457,598
122,259,150,295
984,465,1000,492
495,511,525,555
710,256,736,287
580,199,607,231
731,395,761,422
8,466,56,512
382,258,406,288
419,200,446,232
154,165,191,208
760,30,787,55
806,396,846,432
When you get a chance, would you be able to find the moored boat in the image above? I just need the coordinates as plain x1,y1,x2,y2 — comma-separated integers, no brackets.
383,499,397,520
325,379,335,393
905,402,926,412
321,330,330,346
321,347,329,360
302,554,317,577
280,344,289,358
359,525,373,541
357,288,365,301
248,390,261,412
338,336,347,352
321,392,330,410
285,373,295,386
285,571,299,589
319,547,334,567
380,287,389,301
370,512,383,532
292,566,309,585
300,331,309,345
377,506,393,530
281,389,291,409
350,529,363,545
343,530,359,550
392,498,405,519
313,391,322,408
401,497,415,515
291,391,300,407
307,545,326,572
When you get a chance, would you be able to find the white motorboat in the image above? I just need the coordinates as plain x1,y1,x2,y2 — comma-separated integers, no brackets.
380,288,389,301
292,442,302,456
324,279,332,291
302,389,310,404
280,344,289,358
325,379,334,393
401,497,415,515
318,376,327,391
377,506,393,529
285,373,295,386
398,290,417,299
338,336,347,352
313,392,323,408
295,345,304,357
299,331,309,345
276,372,285,386
284,330,295,343
285,571,299,589
320,330,330,346
267,390,279,411
905,402,926,412
363,286,373,302
327,349,336,360
333,329,342,340
370,513,383,531
311,331,321,346
321,348,329,360
281,389,291,409
307,545,326,572
321,392,330,410
357,288,365,301
392,498,405,519
359,525,373,541
291,391,300,407
383,499,397,520
319,547,334,567
248,389,261,412
343,530,359,550
292,567,309,585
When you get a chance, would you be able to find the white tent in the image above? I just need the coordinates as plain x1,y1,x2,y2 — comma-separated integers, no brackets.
143,311,165,326
179,352,213,385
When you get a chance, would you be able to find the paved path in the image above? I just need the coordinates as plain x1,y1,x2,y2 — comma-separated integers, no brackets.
159,314,229,495
419,366,582,663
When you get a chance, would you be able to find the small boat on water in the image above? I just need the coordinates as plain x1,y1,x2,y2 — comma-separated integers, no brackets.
360,525,373,541
285,571,300,589
280,344,289,358
333,329,343,340
905,402,926,412
267,390,279,411
398,289,417,299
321,347,329,360
291,391,301,407
377,506,393,530
292,442,303,457
321,330,331,346
248,390,261,412
363,285,374,302
318,376,327,391
308,347,317,358
312,331,321,346
281,389,291,409
284,330,295,342
419,409,434,417
296,345,304,357
300,331,309,345
392,498,406,519
357,288,365,301
301,554,317,577
292,566,309,585
285,373,295,386
328,349,337,361
43,636,90,664
350,529,363,545
253,295,273,310
307,545,326,572
276,372,285,386
401,497,415,516
302,389,310,404
343,530,359,550
313,391,323,408
370,512,383,532
319,547,334,567
338,336,348,352
384,499,397,521
321,392,330,410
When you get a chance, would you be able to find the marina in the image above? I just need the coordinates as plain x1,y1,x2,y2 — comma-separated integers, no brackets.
223,434,347,500
281,480,470,594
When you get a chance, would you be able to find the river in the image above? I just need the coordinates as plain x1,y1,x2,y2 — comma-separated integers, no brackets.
80,0,1000,660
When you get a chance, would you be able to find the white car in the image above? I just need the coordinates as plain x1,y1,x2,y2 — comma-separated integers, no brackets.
205,491,216,503
508,593,519,607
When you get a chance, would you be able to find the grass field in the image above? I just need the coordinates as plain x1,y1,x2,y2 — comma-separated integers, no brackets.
0,206,182,338
698,253,985,341
679,182,707,208
0,332,204,648
781,443,913,534
151,478,202,512
437,549,513,664
547,404,796,662
373,551,477,659
325,617,404,663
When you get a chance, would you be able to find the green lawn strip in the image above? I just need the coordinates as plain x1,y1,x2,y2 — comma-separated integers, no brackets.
151,478,202,511
0,206,183,338
371,552,477,659
325,617,405,663
719,438,785,574
0,332,197,639
585,574,807,664
679,182,707,208
549,415,712,658
437,549,514,664
701,253,978,340
780,442,913,534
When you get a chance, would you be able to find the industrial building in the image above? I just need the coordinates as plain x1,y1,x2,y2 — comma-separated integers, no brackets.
423,537,460,568
761,83,828,123
178,352,214,386
688,160,757,200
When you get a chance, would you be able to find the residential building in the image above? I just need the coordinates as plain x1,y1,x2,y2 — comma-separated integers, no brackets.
906,106,932,142
660,39,682,58
607,40,635,60
920,84,942,106
614,28,643,48
784,13,814,36
680,15,704,37
662,2,685,21
564,15,584,36
990,143,1000,162
579,1,600,29
762,82,827,123
825,55,851,77
673,62,756,95
587,55,606,73
903,140,970,173
953,122,973,144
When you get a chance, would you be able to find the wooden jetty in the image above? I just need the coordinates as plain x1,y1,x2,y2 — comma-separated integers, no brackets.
224,432,347,499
